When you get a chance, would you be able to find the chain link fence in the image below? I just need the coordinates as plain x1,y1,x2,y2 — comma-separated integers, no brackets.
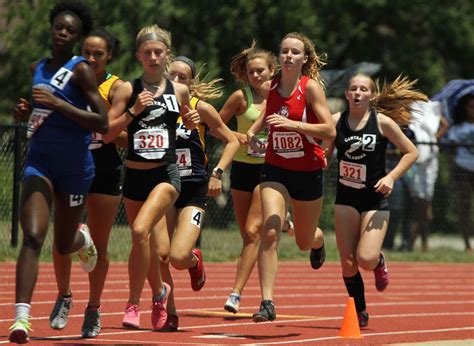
1,124,472,259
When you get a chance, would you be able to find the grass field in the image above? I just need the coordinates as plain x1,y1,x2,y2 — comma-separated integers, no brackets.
1,222,473,263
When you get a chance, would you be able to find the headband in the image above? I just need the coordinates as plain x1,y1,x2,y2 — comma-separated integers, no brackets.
174,56,196,78
136,32,169,50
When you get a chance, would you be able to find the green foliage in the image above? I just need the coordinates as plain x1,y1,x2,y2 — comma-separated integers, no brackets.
1,0,473,120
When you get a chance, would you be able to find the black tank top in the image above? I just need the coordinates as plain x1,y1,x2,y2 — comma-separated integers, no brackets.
335,110,387,190
126,79,180,163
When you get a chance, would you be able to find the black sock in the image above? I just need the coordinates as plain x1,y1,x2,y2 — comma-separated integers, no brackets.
377,253,384,268
343,271,366,312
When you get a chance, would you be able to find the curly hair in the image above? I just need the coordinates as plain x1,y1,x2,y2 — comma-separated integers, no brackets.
86,28,121,62
49,0,94,36
349,74,428,126
230,40,278,85
280,32,327,87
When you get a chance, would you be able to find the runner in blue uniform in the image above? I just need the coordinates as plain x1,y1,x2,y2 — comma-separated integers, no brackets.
49,28,124,338
9,1,108,343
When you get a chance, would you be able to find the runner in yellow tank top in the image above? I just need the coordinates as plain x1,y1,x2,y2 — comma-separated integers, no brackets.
218,41,278,314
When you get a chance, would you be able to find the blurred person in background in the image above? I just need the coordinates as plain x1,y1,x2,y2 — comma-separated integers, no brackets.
446,93,474,252
408,100,449,252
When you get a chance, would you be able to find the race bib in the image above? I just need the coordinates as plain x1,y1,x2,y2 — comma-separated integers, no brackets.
89,132,103,150
133,128,169,160
339,160,367,189
272,131,304,158
27,108,52,138
176,148,192,176
247,138,267,158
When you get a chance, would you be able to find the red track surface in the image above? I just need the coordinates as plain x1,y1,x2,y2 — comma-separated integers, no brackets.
1,261,473,345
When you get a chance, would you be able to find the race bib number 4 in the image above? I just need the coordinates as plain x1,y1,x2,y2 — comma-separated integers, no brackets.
339,160,367,189
27,108,52,138
133,128,169,160
272,131,304,158
176,148,192,176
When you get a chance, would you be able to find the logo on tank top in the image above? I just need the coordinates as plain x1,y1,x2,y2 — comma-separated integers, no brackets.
278,106,289,117
344,134,376,160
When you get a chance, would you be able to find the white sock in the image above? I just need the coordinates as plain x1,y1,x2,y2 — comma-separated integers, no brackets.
78,225,92,250
15,303,31,321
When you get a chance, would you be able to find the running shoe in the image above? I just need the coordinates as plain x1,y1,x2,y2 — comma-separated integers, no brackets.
122,303,140,329
77,224,98,273
357,311,369,328
151,282,170,331
81,306,100,338
374,252,389,291
49,295,73,330
9,319,31,344
309,242,326,270
159,313,179,332
252,300,276,322
282,212,295,237
224,293,241,313
189,249,206,291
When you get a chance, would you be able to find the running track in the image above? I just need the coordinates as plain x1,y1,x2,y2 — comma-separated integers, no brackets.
1,261,473,345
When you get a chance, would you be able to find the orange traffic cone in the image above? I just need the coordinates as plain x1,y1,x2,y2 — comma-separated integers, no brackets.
339,297,362,338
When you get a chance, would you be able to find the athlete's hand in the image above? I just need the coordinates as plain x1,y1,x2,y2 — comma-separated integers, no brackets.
374,175,394,197
208,176,222,197
12,98,31,122
182,105,200,130
32,87,62,109
235,132,248,145
247,131,265,153
266,114,297,130
131,89,155,115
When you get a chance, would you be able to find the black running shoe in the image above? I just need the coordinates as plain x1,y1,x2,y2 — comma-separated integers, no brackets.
310,242,326,270
357,311,369,328
252,300,276,322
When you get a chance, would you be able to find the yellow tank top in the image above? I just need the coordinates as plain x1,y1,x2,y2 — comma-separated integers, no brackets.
234,87,265,164
98,74,120,109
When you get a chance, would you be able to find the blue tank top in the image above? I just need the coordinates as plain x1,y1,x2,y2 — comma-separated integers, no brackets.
176,97,208,183
27,56,91,148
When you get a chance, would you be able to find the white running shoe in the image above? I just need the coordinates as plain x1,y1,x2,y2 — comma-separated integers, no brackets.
224,293,241,314
77,224,97,273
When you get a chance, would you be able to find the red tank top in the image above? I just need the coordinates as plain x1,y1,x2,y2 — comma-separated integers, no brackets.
264,76,326,171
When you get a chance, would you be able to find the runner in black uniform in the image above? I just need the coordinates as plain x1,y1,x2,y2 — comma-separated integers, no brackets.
106,25,200,332
323,74,425,328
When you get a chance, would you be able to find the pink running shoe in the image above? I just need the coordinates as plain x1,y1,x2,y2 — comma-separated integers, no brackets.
122,304,140,329
151,282,170,331
374,252,389,291
189,249,206,291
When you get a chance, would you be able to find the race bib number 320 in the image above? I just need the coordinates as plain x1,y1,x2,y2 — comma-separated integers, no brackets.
133,128,169,160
